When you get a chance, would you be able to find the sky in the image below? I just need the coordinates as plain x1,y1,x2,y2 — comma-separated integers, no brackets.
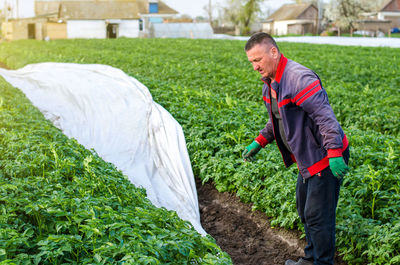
0,0,35,18
1,0,294,19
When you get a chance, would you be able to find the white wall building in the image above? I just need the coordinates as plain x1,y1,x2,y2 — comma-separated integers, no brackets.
33,0,178,39
262,3,318,36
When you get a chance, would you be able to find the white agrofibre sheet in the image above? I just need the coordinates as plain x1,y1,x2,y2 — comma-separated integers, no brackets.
0,63,206,235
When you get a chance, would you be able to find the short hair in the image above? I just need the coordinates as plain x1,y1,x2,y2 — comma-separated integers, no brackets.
245,32,280,53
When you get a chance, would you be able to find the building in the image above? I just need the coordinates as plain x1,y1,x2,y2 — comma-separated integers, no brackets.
355,0,400,36
1,0,178,40
1,17,48,40
150,23,214,38
378,0,400,28
262,3,318,36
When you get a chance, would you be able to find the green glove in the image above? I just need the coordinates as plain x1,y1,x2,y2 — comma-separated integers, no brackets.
242,141,262,162
329,157,349,178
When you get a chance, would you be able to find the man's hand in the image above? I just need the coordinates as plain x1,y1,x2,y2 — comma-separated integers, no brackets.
329,157,349,178
242,141,262,162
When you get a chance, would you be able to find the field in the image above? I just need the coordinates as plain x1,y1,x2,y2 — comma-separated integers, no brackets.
0,38,399,264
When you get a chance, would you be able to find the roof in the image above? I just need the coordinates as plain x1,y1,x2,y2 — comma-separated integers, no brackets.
267,3,316,21
158,1,178,15
380,0,400,12
56,0,177,20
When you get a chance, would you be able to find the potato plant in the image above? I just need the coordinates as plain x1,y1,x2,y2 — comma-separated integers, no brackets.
0,80,231,264
0,38,399,264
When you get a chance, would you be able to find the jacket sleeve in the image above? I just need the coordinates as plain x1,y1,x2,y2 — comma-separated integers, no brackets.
292,74,343,153
256,120,274,148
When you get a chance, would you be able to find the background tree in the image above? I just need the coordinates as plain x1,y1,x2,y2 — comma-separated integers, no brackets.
222,0,242,35
222,0,265,35
203,0,214,26
338,0,366,34
240,0,264,35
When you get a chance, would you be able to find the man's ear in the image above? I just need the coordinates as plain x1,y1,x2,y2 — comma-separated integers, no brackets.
270,46,279,59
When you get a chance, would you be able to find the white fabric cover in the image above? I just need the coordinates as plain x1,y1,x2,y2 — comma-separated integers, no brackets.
0,63,206,235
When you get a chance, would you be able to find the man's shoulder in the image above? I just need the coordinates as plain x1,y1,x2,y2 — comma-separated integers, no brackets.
282,60,319,92
285,59,314,76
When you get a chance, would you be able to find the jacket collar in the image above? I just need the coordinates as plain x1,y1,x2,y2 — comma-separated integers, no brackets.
275,54,287,83
261,54,288,84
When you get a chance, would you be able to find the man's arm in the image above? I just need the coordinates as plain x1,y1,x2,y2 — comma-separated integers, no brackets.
293,76,348,177
257,120,274,147
242,121,274,161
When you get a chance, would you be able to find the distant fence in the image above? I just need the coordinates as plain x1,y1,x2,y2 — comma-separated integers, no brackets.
213,26,235,34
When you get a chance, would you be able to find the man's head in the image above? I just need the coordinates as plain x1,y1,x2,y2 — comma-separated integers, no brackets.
245,32,281,80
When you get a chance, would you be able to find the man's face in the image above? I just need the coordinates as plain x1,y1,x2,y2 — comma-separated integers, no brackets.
246,43,278,80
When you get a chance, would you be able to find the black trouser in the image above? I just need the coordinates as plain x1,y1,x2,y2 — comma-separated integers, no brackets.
296,147,350,265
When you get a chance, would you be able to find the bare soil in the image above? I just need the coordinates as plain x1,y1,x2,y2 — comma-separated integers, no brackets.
196,178,347,265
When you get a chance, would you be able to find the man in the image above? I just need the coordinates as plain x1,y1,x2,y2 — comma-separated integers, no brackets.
242,32,350,265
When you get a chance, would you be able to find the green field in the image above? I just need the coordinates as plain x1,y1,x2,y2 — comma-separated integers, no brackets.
0,38,399,264
0,75,230,264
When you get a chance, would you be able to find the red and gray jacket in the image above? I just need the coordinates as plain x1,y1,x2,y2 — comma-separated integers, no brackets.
255,54,349,179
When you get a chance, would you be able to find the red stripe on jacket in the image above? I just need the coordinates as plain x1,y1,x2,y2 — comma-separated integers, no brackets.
296,85,322,106
267,81,321,109
263,96,271,104
293,80,319,103
278,98,292,108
